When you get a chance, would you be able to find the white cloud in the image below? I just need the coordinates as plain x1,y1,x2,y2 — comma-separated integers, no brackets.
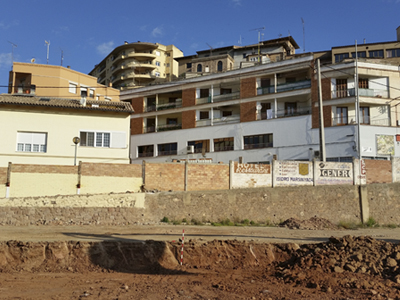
96,41,114,56
140,25,148,31
0,53,12,69
151,26,163,37
52,26,69,36
0,20,19,30
190,43,199,49
232,0,241,6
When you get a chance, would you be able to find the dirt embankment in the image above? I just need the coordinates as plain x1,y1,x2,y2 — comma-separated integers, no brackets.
1,234,400,299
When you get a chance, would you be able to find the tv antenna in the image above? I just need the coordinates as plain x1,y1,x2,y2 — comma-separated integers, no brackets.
301,17,305,53
45,40,50,64
206,43,213,56
249,27,265,63
60,48,64,66
7,41,17,69
238,35,244,45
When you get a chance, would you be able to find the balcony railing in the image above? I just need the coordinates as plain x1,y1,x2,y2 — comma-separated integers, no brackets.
196,119,212,127
196,96,211,105
332,88,389,99
257,79,311,95
213,114,240,125
213,91,240,103
144,126,156,133
157,123,182,131
157,100,182,110
332,115,390,126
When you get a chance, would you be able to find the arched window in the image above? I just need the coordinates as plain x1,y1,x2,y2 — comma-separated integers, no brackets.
197,64,202,72
217,61,223,72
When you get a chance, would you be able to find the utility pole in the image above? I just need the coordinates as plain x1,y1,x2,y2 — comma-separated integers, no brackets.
317,59,326,161
45,40,50,64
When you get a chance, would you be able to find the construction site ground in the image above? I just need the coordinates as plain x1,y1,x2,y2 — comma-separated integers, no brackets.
2,222,400,299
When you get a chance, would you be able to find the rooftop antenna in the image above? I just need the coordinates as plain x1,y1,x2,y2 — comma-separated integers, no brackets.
301,17,305,53
238,35,243,45
206,43,213,56
249,26,265,63
60,48,64,66
7,41,17,70
45,40,50,64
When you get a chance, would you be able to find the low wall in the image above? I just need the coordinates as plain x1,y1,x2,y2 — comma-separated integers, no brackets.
2,183,399,226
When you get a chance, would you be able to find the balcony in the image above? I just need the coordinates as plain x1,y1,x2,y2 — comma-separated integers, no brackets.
213,91,240,103
257,79,311,95
332,115,390,126
332,88,389,99
144,126,156,133
157,100,182,111
196,96,211,105
125,52,156,61
213,114,240,125
196,119,212,127
157,123,182,132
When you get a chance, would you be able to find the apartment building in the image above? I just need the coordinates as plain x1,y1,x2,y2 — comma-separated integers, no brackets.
176,36,299,78
89,42,183,90
9,62,119,101
120,29,400,164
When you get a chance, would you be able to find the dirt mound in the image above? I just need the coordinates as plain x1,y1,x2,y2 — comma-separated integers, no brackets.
279,217,339,230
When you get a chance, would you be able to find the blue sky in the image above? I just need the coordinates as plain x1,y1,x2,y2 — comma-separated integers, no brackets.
1,0,399,93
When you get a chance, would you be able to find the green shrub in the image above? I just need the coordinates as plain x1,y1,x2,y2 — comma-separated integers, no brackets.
365,217,378,228
161,217,169,223
242,219,250,225
338,220,358,229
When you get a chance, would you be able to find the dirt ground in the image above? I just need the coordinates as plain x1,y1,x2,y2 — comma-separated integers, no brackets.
2,219,400,299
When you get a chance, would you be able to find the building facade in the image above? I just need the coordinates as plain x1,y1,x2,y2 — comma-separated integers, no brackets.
9,62,119,101
89,42,183,90
0,94,133,167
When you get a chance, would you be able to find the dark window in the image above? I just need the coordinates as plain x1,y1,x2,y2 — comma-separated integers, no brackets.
243,53,247,58
359,78,368,89
244,134,273,149
369,50,383,58
167,118,178,125
197,64,202,72
286,77,296,83
199,111,209,119
335,53,349,63
336,79,348,98
186,62,192,68
214,137,234,152
285,102,297,115
200,88,209,98
217,61,223,72
260,78,271,88
220,88,231,95
158,143,177,156
387,48,400,58
188,140,210,153
138,145,154,157
351,51,366,58
222,111,232,117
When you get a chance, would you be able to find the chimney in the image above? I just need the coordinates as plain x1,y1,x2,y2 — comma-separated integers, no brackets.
397,26,400,41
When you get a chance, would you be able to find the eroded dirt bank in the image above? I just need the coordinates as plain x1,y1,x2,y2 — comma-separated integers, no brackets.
1,236,400,299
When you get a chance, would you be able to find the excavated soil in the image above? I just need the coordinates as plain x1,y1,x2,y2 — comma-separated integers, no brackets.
1,235,400,299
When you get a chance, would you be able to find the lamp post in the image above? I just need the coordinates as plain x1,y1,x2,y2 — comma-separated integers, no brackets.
72,137,80,166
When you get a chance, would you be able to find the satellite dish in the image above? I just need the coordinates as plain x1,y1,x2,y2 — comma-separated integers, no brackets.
31,58,36,63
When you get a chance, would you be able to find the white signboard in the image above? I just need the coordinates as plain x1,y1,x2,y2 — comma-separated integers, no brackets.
273,161,313,186
232,163,272,188
315,162,353,185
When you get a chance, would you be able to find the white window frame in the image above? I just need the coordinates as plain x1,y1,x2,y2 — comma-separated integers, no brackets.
16,132,47,153
156,61,161,67
69,82,77,94
155,72,160,77
79,131,126,148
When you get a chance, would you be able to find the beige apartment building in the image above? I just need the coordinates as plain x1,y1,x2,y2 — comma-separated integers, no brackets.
89,42,183,90
8,62,120,101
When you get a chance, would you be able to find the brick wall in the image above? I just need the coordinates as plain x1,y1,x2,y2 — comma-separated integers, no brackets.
182,110,196,129
311,75,332,129
130,97,144,114
365,159,392,184
240,77,256,98
130,117,143,135
187,164,229,191
144,162,185,191
11,164,77,174
0,167,7,184
182,88,196,107
81,163,142,178
240,101,257,122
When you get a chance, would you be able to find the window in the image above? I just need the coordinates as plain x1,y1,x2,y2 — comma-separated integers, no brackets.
243,53,247,58
89,89,95,98
155,61,161,66
197,64,202,72
80,87,88,97
244,134,273,149
166,63,170,67
286,77,296,83
188,140,210,153
359,106,370,124
158,143,177,156
336,79,348,98
69,82,77,94
155,72,160,77
351,51,366,58
260,78,271,88
80,131,110,147
214,137,234,152
217,61,223,72
155,51,161,56
336,107,348,125
199,111,209,119
186,63,192,69
167,118,178,125
285,102,297,115
222,111,232,117
138,145,154,157
220,88,231,95
387,48,400,58
334,53,349,63
16,132,47,153
359,78,368,89
200,88,209,98
369,50,383,58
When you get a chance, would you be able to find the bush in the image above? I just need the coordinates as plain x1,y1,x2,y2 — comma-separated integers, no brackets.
365,217,378,228
242,219,250,225
161,216,169,223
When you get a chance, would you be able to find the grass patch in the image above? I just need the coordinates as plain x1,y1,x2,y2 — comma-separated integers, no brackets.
338,220,359,230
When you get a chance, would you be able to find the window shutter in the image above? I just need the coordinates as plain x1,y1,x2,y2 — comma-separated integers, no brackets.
111,132,126,148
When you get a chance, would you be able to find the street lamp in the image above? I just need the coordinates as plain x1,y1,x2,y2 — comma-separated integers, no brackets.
72,137,80,166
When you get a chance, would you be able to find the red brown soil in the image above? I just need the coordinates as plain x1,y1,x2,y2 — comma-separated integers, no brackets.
1,234,400,299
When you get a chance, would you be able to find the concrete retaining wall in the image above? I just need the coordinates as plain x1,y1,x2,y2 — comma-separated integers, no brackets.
1,183,399,226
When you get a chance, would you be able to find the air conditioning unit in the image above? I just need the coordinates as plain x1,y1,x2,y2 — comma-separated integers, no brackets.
186,145,194,154
314,150,320,158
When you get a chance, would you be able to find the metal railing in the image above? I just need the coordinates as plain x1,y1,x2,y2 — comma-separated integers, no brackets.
143,126,156,133
213,91,240,103
157,124,182,131
257,79,311,95
213,114,240,124
332,88,389,99
332,115,390,126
